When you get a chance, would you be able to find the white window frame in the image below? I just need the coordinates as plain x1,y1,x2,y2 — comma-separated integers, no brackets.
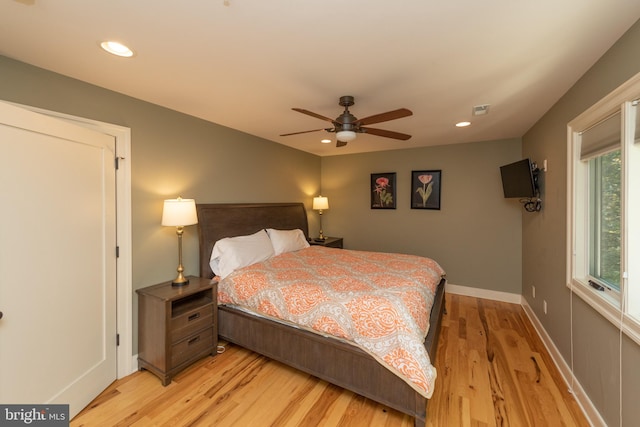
567,70,640,346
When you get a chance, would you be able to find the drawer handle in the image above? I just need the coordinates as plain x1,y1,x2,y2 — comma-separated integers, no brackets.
188,336,200,346
188,313,200,322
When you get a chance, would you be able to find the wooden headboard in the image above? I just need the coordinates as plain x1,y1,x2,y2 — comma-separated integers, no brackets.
196,202,309,279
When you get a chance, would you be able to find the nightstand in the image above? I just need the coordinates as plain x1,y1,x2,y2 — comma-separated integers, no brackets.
137,276,218,385
309,237,343,249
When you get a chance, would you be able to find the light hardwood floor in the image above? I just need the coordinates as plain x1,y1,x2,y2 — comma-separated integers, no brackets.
71,294,589,426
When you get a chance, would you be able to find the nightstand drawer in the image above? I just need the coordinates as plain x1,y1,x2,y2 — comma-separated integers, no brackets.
171,327,214,368
171,304,213,343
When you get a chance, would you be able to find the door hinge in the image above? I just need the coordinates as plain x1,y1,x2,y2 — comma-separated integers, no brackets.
116,334,120,346
115,156,124,170
116,246,120,258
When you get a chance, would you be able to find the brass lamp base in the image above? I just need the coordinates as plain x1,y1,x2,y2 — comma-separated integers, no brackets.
171,226,189,286
317,211,326,241
171,273,190,287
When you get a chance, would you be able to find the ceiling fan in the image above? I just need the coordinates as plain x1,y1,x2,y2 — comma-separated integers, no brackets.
280,96,413,147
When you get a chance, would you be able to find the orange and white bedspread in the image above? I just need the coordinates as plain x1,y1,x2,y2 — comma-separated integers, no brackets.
217,245,446,398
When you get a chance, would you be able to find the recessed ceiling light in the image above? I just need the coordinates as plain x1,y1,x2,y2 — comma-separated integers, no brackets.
321,139,332,144
456,121,471,127
100,41,134,57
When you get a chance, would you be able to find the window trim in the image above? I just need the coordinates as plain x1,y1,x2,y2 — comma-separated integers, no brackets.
567,70,640,346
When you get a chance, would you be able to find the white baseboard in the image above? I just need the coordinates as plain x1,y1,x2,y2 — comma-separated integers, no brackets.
445,282,523,304
521,298,605,427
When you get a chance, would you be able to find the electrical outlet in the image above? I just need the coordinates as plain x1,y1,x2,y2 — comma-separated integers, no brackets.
543,300,548,314
532,285,536,298
543,159,548,172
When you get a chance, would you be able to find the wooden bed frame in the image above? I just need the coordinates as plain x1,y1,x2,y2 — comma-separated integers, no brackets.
197,202,446,427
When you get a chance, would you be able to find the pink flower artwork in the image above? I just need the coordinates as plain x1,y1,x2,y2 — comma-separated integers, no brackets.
412,171,441,209
372,173,395,208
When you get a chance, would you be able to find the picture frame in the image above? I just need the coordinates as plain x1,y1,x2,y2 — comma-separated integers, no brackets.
371,172,396,209
411,170,441,210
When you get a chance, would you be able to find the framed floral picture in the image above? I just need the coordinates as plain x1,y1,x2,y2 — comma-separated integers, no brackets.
411,170,441,210
371,172,396,209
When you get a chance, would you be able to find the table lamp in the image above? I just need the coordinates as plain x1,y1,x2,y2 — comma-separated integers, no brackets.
312,196,329,241
162,197,198,286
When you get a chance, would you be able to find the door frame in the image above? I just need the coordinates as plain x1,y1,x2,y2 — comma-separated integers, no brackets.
9,102,134,379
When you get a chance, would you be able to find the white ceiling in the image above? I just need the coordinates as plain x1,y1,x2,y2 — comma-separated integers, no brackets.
1,1,640,156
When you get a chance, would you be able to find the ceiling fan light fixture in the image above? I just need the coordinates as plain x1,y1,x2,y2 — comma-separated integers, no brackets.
283,96,412,147
336,130,357,142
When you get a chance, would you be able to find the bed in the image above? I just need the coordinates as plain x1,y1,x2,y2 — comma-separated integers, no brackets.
197,202,446,427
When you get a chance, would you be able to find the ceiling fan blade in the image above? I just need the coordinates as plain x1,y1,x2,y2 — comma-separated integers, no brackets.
361,127,412,140
280,128,327,137
292,108,336,123
336,140,348,147
355,108,413,126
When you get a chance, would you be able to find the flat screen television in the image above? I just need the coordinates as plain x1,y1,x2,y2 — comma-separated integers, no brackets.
500,158,537,198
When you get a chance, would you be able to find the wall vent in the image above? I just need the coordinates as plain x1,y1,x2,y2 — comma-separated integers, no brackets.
472,104,490,116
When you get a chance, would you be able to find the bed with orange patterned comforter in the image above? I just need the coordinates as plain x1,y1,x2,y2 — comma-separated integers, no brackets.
217,245,446,398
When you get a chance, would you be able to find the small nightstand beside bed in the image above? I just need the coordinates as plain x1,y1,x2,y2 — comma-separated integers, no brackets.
196,203,446,427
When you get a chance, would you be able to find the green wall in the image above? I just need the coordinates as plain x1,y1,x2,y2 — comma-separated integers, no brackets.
321,138,524,294
522,18,640,426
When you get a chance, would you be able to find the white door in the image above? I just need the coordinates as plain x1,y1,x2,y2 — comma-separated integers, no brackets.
0,101,117,418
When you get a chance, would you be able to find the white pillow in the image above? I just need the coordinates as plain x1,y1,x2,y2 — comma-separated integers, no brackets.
266,228,310,256
210,229,275,279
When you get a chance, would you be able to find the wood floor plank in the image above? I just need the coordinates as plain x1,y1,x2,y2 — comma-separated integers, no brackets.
72,294,590,426
268,376,324,426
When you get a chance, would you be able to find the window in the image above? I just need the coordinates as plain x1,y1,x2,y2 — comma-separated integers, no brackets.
568,72,640,344
583,112,621,294
589,149,621,291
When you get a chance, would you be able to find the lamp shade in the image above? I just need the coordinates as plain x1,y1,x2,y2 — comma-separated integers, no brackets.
336,130,357,142
162,198,198,226
313,196,329,211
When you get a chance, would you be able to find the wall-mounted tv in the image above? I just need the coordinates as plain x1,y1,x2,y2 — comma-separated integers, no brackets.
500,158,537,198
